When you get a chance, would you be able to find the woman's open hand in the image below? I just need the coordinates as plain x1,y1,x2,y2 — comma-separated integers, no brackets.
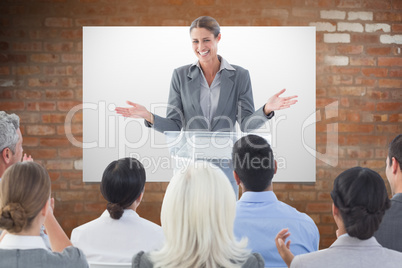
115,101,154,124
275,228,295,268
264,89,298,115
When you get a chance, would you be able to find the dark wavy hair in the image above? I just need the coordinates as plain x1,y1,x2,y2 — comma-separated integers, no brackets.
330,167,391,240
100,157,146,220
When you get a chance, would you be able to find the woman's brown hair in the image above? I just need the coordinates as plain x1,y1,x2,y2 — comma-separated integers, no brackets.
0,162,51,233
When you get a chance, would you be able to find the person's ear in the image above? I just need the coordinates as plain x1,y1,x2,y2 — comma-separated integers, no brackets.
41,199,50,217
391,157,399,175
274,160,277,175
1,148,12,164
217,33,221,42
233,171,241,186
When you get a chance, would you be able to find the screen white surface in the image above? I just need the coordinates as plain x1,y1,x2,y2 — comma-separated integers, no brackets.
82,26,316,182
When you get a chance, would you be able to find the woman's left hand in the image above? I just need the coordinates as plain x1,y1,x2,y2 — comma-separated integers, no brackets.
264,89,298,115
275,228,294,268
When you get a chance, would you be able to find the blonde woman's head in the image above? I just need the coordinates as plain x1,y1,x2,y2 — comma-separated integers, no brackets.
151,161,249,268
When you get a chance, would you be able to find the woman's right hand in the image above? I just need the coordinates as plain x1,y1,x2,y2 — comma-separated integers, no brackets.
275,228,294,268
115,101,154,124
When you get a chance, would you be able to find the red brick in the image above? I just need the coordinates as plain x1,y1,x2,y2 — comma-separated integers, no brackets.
45,89,74,99
375,125,401,133
46,160,74,170
40,137,71,147
393,24,402,32
366,47,392,55
379,79,402,88
42,114,66,123
44,66,74,76
351,34,379,44
57,124,82,136
289,191,316,201
375,12,402,22
44,40,75,52
29,148,58,159
331,66,360,75
389,114,401,122
306,202,332,213
362,68,388,77
366,90,389,100
0,66,10,75
16,90,42,99
389,69,402,77
355,77,376,86
27,101,56,111
379,57,402,66
336,44,363,54
0,101,24,111
350,57,376,66
58,147,82,158
57,101,82,111
12,41,42,51
14,66,41,75
0,89,13,99
338,123,374,133
30,53,59,63
26,125,56,136
22,137,39,147
60,30,83,40
28,78,59,87
44,17,73,27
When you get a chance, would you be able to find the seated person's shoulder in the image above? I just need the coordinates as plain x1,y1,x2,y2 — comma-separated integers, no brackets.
133,251,154,268
242,252,265,268
49,246,88,267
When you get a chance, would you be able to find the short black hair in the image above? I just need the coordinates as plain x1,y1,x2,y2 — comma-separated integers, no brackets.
330,167,390,240
388,134,402,170
232,134,275,191
100,157,146,219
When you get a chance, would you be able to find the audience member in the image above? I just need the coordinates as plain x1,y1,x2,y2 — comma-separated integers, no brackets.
71,157,164,263
133,161,264,268
375,134,402,252
232,134,319,267
0,162,88,267
0,111,32,179
276,166,402,268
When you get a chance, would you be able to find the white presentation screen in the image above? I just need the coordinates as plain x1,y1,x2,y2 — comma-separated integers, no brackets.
81,26,316,182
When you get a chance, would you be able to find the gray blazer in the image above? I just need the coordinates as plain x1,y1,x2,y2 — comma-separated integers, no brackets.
0,246,88,268
132,251,264,268
146,62,273,133
290,236,402,268
375,193,402,252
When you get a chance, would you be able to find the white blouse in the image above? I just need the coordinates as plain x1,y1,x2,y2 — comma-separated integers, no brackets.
71,209,164,263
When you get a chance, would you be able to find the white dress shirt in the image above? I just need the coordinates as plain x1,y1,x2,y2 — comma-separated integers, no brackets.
71,209,164,263
0,234,48,250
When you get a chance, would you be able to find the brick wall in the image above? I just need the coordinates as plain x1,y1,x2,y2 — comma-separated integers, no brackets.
0,0,401,249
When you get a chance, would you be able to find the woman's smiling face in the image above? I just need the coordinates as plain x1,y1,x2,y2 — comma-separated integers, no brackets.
190,27,221,64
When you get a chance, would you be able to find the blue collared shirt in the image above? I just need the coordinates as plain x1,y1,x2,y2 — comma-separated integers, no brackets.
234,191,320,268
193,56,236,123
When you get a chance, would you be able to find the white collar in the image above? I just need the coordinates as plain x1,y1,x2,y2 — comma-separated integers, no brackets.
0,234,48,250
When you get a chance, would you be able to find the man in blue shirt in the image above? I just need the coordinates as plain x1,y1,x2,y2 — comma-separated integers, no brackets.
232,134,319,267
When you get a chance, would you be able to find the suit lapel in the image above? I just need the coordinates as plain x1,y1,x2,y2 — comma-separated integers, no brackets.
211,69,234,130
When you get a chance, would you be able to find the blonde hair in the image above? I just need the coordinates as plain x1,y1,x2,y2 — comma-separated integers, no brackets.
150,161,250,268
0,162,51,233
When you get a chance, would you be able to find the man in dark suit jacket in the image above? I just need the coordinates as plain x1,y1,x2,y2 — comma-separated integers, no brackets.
375,134,402,252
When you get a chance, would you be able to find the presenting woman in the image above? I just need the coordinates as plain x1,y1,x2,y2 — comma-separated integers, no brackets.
116,16,298,196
